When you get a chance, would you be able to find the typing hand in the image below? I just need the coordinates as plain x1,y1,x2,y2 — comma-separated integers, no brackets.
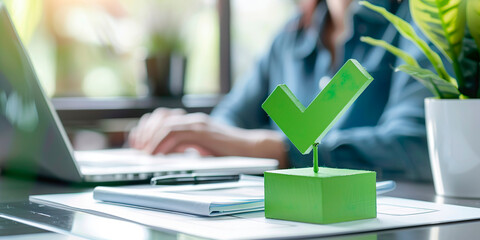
129,110,288,168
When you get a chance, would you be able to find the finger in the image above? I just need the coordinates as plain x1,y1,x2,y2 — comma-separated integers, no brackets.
149,128,205,155
128,127,138,148
160,113,209,133
137,109,169,149
131,113,150,148
143,114,191,151
148,129,188,155
169,108,187,116
138,108,187,149
146,113,211,155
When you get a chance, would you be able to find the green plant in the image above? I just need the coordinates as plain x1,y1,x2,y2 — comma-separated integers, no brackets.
147,33,183,55
359,0,480,99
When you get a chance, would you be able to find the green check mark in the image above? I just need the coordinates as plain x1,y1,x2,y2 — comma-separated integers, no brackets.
262,59,373,155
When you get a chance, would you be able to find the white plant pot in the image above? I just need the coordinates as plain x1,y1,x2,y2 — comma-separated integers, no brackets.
425,98,480,198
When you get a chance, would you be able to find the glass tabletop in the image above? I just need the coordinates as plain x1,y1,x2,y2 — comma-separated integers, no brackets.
0,201,179,240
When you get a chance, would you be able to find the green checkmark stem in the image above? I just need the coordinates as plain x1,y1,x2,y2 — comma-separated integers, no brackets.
313,143,319,173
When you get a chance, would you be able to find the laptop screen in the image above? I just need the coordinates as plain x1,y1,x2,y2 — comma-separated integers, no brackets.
0,4,81,181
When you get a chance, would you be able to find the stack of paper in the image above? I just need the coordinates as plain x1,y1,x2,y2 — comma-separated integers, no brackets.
93,180,265,216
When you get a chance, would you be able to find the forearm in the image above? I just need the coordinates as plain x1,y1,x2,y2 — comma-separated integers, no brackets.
226,127,289,169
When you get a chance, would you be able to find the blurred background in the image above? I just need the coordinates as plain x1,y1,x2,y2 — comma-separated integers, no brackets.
2,0,297,149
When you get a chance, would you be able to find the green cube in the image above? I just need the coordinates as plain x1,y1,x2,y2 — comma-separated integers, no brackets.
264,167,376,224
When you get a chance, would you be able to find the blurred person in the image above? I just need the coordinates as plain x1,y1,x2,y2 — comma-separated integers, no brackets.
129,0,433,181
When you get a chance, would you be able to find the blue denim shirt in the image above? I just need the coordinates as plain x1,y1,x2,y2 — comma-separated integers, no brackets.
211,1,433,181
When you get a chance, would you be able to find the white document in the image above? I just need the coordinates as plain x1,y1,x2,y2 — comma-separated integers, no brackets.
92,177,395,216
30,188,480,239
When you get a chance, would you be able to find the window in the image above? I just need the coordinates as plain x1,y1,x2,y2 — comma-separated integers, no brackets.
4,0,299,98
231,0,296,84
4,0,219,97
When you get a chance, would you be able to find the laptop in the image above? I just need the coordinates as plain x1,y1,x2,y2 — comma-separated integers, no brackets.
0,4,278,183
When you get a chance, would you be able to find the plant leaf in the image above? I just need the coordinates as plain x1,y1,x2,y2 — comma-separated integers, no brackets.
467,0,480,54
360,36,420,67
409,0,466,62
396,64,460,98
359,1,453,85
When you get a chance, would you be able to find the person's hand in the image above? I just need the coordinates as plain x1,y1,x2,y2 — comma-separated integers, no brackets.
129,110,288,168
129,108,186,150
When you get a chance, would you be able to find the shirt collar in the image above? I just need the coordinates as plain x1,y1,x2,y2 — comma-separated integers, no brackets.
292,0,327,59
292,0,399,59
